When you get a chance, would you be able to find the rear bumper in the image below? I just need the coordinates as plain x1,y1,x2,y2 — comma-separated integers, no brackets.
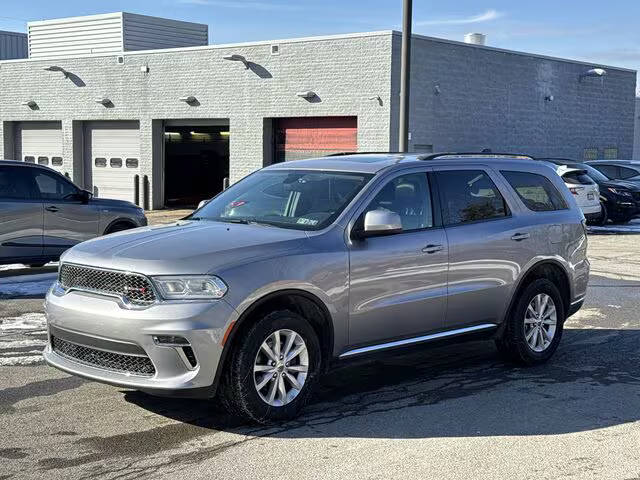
581,204,601,215
43,285,238,397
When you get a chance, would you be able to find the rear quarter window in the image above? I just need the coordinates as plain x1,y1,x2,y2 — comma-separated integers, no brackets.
562,172,595,185
501,171,568,212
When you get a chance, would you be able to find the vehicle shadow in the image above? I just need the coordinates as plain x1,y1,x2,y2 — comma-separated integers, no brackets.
124,325,640,439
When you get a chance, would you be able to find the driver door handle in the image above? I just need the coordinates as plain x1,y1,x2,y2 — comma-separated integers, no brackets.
511,232,530,241
422,244,444,254
45,205,59,213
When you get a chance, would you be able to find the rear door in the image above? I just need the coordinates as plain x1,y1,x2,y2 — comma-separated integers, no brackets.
0,165,43,261
30,168,99,257
434,166,535,329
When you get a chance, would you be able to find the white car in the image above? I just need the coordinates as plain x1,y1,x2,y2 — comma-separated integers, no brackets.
556,166,601,220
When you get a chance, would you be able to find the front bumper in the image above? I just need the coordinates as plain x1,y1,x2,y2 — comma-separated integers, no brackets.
43,286,238,397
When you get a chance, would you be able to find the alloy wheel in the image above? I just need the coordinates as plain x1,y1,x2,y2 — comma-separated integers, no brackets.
253,329,309,407
524,293,557,352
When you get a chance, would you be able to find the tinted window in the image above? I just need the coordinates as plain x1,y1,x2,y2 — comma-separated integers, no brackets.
125,158,138,168
33,171,78,201
562,171,595,185
619,166,639,180
37,156,49,165
95,158,107,168
363,172,433,231
595,165,619,179
0,166,33,200
110,158,123,168
24,156,35,164
51,157,63,167
502,171,567,212
436,170,508,225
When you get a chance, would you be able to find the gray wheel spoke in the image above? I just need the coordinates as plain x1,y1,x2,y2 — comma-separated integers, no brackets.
526,326,536,342
524,293,557,353
254,328,309,407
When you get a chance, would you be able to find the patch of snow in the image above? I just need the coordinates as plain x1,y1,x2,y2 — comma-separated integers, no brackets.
0,313,47,332
0,355,43,366
0,339,47,349
0,261,57,272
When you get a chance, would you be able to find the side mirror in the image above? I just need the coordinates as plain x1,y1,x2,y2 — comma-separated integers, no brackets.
80,189,92,204
358,209,403,237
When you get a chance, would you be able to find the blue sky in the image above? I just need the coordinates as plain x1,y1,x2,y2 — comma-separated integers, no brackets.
2,1,639,83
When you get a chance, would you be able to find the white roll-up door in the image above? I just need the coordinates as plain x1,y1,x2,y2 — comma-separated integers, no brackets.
85,121,140,203
15,121,65,174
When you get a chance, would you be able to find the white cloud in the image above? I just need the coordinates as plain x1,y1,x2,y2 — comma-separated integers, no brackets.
416,9,504,27
178,0,304,11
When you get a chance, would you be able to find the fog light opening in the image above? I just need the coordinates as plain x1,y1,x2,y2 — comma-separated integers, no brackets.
153,335,189,346
182,346,198,368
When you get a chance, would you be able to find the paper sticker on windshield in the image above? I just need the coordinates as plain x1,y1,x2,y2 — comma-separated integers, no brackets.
297,218,319,226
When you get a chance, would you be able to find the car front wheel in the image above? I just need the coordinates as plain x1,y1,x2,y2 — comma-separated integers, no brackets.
222,310,321,423
496,278,565,365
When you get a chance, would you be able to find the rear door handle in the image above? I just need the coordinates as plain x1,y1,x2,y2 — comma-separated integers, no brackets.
511,232,530,241
45,206,59,213
422,244,444,254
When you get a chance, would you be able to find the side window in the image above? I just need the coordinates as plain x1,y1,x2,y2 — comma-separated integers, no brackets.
501,171,567,212
363,172,433,231
618,167,638,180
596,165,619,179
32,170,78,201
0,166,33,200
436,170,508,225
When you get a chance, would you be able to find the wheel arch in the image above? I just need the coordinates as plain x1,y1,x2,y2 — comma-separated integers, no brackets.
103,217,137,235
502,260,572,327
212,289,335,394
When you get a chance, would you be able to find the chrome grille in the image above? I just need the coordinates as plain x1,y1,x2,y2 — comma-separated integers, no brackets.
51,336,156,377
59,263,156,306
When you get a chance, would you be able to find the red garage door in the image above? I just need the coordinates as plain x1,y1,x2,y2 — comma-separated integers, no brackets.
275,116,357,162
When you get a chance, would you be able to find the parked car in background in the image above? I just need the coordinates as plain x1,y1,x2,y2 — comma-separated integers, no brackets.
0,160,147,267
540,158,640,225
586,160,640,186
554,165,600,222
44,152,589,423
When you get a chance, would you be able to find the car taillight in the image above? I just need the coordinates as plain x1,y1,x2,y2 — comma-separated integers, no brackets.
569,187,581,195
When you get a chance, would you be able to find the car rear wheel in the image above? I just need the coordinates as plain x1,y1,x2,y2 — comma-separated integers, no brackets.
496,278,565,365
222,310,321,423
104,222,135,235
589,202,607,226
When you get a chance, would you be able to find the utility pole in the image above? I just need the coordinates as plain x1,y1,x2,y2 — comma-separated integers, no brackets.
398,0,412,152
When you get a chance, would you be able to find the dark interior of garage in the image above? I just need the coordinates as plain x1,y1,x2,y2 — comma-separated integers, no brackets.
164,126,230,207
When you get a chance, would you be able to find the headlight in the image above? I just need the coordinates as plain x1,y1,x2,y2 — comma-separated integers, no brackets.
152,275,227,300
607,187,632,197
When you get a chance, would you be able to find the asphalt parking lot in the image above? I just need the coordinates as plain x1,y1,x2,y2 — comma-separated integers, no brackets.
1,221,640,480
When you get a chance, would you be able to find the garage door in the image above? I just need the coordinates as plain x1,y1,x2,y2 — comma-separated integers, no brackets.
85,121,140,203
275,117,357,162
15,122,65,173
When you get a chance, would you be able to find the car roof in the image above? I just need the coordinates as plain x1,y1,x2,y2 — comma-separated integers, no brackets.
265,152,545,175
587,160,639,165
0,159,65,175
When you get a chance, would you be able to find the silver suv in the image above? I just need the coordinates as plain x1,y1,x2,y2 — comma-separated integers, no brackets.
1,160,147,267
44,153,589,422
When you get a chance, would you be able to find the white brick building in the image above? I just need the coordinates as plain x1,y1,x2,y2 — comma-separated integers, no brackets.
0,13,636,209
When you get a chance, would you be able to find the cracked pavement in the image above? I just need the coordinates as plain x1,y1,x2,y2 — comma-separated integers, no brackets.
1,230,640,480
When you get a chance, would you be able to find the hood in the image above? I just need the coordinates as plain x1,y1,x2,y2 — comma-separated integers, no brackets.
598,179,640,191
62,220,309,275
90,197,141,209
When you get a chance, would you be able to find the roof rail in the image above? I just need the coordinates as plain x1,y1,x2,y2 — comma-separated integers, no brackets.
421,152,535,160
325,151,407,157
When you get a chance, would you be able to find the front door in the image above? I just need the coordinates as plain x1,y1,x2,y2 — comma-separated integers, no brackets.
348,170,448,348
30,169,99,257
0,165,43,262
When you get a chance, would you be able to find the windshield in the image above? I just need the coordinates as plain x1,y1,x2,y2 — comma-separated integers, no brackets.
191,169,373,230
581,164,610,183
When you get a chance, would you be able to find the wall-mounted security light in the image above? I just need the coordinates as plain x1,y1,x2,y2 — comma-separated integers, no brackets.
179,96,198,104
223,54,249,68
545,95,554,102
368,95,383,106
43,65,69,77
296,90,316,99
21,100,37,108
580,68,607,82
95,97,111,106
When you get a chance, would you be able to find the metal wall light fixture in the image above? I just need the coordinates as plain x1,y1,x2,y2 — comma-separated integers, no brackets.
296,90,316,99
21,100,37,108
223,54,249,68
43,65,69,78
579,68,607,82
179,96,198,104
94,97,111,106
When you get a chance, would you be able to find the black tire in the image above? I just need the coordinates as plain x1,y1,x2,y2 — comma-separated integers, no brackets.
221,310,322,423
105,222,135,235
591,202,607,226
611,215,632,225
496,278,565,365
